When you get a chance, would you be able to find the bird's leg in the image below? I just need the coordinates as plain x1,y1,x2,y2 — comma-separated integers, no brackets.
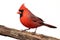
21,28,30,32
32,28,38,34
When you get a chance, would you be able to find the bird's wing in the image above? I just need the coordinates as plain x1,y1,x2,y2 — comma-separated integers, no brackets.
29,13,44,23
27,9,43,23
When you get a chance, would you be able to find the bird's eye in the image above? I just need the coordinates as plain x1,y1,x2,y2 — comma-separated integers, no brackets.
19,10,23,12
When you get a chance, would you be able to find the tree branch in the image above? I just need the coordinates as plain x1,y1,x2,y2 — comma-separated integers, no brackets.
0,25,59,40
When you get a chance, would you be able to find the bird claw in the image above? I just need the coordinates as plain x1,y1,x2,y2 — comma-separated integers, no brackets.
21,30,26,32
31,32,36,35
21,28,30,32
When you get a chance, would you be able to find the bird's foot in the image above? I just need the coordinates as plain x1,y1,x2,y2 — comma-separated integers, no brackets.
21,30,26,32
21,28,30,32
31,32,36,35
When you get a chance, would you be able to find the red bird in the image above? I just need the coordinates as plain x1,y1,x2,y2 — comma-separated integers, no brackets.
17,4,57,33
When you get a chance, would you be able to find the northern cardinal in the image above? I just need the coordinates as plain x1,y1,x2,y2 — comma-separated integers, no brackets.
17,4,57,33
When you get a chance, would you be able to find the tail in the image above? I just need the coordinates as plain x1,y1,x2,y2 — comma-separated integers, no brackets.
42,23,57,28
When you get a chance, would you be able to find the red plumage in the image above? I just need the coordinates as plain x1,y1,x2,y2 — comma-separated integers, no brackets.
17,4,57,33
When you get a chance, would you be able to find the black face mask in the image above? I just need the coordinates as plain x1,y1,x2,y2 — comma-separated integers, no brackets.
19,10,24,17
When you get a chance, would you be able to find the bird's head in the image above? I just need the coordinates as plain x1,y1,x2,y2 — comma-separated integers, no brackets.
17,3,32,17
17,4,27,17
17,4,26,14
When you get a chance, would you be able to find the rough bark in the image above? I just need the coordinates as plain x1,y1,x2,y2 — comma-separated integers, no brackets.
0,25,60,40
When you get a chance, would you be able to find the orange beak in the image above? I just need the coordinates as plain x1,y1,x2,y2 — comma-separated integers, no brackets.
17,11,21,14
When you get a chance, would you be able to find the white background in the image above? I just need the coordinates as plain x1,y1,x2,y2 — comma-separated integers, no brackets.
0,0,60,40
